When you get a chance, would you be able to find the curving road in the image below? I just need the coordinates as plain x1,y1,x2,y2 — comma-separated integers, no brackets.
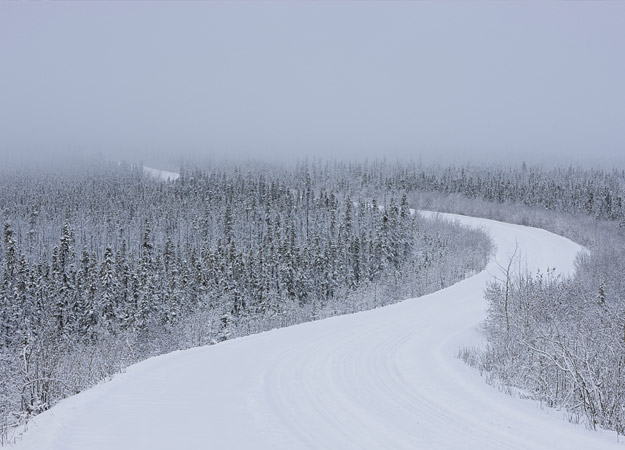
10,213,623,449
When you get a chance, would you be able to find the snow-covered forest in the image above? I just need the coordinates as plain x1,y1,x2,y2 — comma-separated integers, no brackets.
2,158,625,442
2,0,624,446
442,166,625,435
393,161,625,435
377,161,625,434
0,159,491,441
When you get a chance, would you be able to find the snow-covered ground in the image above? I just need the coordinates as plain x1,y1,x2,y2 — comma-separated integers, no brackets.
143,166,180,181
9,213,623,449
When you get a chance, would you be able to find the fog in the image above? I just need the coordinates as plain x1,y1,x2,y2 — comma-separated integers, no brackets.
1,2,624,168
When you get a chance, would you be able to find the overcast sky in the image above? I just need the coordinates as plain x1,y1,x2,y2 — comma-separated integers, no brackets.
1,2,624,167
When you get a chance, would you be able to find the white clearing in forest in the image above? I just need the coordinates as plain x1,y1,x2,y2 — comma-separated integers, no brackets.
143,166,180,181
9,213,623,449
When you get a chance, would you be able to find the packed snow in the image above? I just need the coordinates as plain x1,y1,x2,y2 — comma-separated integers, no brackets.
9,213,623,449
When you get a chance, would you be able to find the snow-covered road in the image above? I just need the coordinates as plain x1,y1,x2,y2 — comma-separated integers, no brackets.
11,213,623,449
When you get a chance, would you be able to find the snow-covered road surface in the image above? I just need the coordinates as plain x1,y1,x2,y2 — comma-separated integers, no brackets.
11,213,623,449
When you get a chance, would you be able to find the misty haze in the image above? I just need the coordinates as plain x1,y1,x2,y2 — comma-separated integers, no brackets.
1,3,625,449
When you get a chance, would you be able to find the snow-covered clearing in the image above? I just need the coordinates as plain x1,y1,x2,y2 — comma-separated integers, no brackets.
10,213,623,449
143,166,180,181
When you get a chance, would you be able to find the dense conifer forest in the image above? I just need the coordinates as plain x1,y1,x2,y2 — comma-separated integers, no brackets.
0,159,490,440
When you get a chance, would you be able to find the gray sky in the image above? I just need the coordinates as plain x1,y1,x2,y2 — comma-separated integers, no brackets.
1,2,624,167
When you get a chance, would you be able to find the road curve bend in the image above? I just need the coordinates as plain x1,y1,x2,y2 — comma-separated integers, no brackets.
11,213,623,450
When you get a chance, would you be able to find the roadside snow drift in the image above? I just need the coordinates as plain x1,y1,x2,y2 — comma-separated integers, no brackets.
10,213,623,449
